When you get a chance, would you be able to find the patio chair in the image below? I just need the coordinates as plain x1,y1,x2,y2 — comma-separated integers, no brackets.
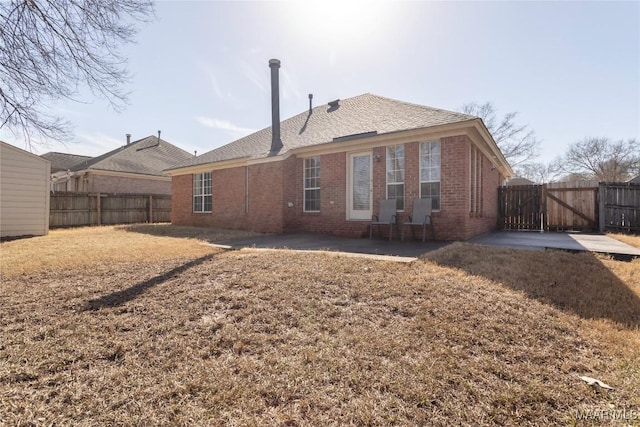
402,198,435,242
370,199,398,240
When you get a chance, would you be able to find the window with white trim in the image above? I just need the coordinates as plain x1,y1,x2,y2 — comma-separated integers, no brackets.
420,141,441,210
386,145,405,210
193,172,212,213
304,157,320,212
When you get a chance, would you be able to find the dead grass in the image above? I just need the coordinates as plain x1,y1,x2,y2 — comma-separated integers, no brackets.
1,227,639,426
116,223,259,243
609,233,640,249
0,225,253,279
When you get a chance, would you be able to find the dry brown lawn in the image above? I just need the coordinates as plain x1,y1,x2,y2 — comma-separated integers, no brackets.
609,233,640,249
1,226,639,426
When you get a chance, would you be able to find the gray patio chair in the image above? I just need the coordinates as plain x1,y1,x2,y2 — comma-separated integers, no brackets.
370,199,398,240
402,198,435,242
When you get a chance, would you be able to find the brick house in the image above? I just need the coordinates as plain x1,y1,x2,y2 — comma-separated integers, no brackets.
166,60,513,240
43,134,193,195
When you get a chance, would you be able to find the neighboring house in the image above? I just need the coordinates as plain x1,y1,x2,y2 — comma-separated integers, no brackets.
43,135,193,194
40,152,92,191
41,152,92,173
506,177,535,186
1,141,51,238
628,175,640,184
165,60,513,241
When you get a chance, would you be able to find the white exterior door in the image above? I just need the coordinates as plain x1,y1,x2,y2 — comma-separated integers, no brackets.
347,152,372,220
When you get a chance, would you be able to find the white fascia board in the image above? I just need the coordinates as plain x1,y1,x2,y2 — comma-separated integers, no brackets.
164,157,251,176
468,120,514,178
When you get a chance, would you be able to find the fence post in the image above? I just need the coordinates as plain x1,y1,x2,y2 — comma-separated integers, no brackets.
598,182,606,232
541,184,547,231
148,195,153,223
96,193,101,226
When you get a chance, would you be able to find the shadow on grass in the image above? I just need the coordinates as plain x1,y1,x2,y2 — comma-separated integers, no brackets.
116,224,259,244
424,243,640,328
86,253,218,310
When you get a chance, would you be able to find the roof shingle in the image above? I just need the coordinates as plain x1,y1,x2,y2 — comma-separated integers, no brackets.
173,93,476,169
69,135,193,176
40,152,92,173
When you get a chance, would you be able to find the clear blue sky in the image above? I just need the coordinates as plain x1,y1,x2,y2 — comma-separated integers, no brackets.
7,0,639,165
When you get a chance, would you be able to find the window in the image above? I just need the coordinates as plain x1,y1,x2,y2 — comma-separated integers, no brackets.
420,141,441,210
193,172,212,213
386,145,405,210
304,157,320,212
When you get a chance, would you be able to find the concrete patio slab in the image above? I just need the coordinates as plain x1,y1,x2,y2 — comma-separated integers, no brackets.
470,231,640,258
213,231,639,261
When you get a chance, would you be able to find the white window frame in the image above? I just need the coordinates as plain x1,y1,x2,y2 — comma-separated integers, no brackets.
386,145,405,211
303,156,321,212
193,172,212,213
420,141,441,211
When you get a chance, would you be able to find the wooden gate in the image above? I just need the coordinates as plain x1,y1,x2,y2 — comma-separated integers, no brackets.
498,182,599,232
498,185,543,230
545,181,598,231
600,182,640,233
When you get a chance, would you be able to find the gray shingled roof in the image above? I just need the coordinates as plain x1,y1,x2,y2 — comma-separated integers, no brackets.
172,93,476,169
70,135,193,176
506,177,535,186
41,152,92,173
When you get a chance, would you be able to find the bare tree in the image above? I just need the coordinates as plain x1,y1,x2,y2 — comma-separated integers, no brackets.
518,161,561,184
0,0,154,148
460,102,540,172
557,137,640,182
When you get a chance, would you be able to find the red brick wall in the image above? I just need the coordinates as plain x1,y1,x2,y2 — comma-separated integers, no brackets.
212,167,248,229
171,174,195,226
171,134,505,240
247,161,285,233
399,136,501,240
172,164,281,232
434,136,471,240
171,168,247,229
464,147,504,239
285,152,369,236
89,174,172,194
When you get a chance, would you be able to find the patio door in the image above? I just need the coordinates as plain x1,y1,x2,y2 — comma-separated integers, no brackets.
347,151,372,220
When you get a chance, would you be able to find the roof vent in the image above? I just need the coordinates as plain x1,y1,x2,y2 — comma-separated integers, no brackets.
333,131,377,143
328,99,340,108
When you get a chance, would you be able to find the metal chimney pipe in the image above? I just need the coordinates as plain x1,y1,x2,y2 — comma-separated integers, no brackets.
157,130,161,142
309,94,313,112
126,133,131,145
269,59,283,153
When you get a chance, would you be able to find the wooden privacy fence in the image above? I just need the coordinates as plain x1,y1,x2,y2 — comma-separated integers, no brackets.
498,182,640,233
50,192,171,228
600,182,640,233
